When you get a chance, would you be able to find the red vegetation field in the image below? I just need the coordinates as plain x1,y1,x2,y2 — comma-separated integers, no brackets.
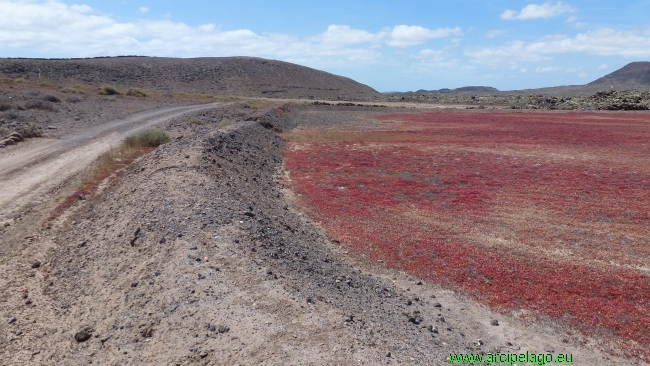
282,111,650,360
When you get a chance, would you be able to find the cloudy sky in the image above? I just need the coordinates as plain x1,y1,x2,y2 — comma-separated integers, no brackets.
1,0,649,91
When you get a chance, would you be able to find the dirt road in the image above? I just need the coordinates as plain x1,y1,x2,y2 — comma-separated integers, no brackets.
0,103,221,224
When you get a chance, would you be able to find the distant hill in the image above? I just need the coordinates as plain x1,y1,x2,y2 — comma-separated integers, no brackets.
0,56,381,101
396,63,650,97
510,62,650,95
411,86,499,94
453,86,499,93
589,61,650,87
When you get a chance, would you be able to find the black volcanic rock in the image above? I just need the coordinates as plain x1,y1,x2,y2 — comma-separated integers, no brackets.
0,56,380,101
590,62,650,86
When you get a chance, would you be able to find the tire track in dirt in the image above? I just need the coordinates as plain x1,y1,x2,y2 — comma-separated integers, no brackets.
0,103,223,222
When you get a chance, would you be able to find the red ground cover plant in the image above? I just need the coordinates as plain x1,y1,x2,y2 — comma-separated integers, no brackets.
282,111,650,361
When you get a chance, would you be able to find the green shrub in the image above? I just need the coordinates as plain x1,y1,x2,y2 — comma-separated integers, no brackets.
18,125,43,138
187,117,203,125
218,119,234,128
43,94,61,103
4,110,19,119
124,129,171,148
24,100,57,111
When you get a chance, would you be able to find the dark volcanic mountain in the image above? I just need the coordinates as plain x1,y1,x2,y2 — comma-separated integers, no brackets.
589,61,650,87
0,56,380,100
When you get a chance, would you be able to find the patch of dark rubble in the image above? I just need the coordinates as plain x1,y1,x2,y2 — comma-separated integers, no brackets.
387,89,650,110
20,104,502,364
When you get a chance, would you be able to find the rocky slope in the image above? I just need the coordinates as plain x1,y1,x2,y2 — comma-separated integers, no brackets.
0,57,381,101
590,61,650,88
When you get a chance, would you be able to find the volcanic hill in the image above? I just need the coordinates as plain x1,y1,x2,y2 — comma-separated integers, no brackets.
589,61,650,88
0,56,381,101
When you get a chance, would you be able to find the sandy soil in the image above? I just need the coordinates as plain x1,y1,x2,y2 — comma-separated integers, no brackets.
0,103,637,365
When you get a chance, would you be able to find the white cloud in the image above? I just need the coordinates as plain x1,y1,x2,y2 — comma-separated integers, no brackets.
597,64,608,70
465,28,650,64
485,29,507,39
139,6,149,13
578,72,587,78
317,25,383,45
535,66,561,72
0,1,460,65
386,25,462,47
565,15,587,28
501,1,576,20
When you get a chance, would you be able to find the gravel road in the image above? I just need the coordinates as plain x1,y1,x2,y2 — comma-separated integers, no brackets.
0,103,222,221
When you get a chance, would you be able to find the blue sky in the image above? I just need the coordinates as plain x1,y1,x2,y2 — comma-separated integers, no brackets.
1,0,650,92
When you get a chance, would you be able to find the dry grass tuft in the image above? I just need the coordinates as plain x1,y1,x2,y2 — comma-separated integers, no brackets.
48,129,171,221
60,84,96,94
98,86,122,96
125,88,149,97
0,77,30,85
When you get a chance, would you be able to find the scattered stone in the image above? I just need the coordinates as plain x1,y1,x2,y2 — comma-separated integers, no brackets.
31,261,41,269
490,319,499,326
200,351,208,358
217,325,229,334
130,227,141,246
141,327,154,338
74,327,94,342
433,302,442,308
8,317,16,325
